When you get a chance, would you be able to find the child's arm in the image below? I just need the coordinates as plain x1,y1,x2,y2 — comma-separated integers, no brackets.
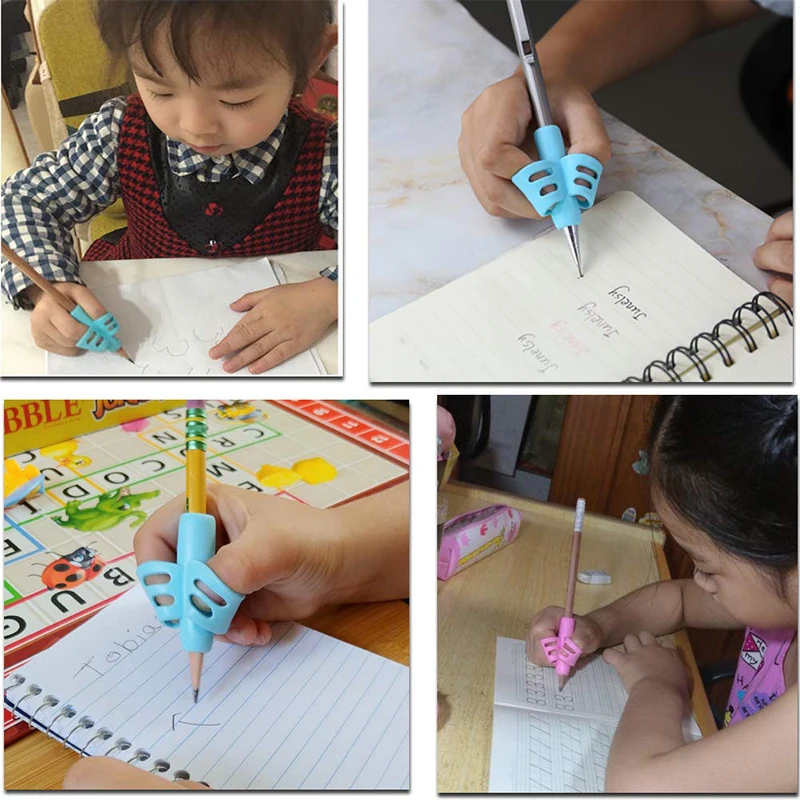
605,641,797,792
588,578,743,645
529,579,741,665
1,97,126,308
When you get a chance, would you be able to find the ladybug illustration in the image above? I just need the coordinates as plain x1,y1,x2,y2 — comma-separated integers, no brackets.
39,546,106,590
204,202,223,217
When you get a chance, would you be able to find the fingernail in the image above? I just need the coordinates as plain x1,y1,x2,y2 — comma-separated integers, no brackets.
227,629,249,645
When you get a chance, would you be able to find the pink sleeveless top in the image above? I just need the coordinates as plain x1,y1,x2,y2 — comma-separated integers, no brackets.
726,627,796,726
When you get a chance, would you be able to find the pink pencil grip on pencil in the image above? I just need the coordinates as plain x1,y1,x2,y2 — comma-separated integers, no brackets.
437,505,521,580
540,616,583,676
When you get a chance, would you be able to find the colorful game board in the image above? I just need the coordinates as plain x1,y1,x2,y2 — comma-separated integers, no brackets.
3,400,409,745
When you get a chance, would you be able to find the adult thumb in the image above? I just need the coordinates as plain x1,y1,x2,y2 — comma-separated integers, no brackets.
205,522,295,598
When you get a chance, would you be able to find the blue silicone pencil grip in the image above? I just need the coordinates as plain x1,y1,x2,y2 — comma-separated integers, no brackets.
70,305,122,353
511,125,603,229
137,512,245,653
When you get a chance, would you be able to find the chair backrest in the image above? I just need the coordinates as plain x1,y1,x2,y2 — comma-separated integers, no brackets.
37,0,128,242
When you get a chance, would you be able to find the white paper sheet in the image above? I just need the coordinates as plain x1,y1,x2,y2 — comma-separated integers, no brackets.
369,192,793,382
4,586,408,789
489,637,701,793
48,259,325,377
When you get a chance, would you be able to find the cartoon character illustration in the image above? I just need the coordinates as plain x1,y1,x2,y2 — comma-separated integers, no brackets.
53,488,160,532
36,546,106,590
741,631,768,672
4,459,44,508
39,441,92,469
215,401,261,422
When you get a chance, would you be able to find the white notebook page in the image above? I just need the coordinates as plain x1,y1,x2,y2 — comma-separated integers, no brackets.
370,192,790,382
489,637,700,793
48,259,325,377
4,586,408,789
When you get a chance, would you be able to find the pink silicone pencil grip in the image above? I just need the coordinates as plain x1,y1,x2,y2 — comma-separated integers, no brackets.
540,616,582,676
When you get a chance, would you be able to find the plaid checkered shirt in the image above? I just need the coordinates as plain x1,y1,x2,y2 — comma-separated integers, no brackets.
1,96,338,308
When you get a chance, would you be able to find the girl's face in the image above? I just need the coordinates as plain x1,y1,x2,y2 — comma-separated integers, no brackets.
129,19,296,156
654,492,797,630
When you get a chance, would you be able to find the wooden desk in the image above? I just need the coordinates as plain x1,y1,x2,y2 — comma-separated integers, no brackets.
5,600,409,790
437,483,716,793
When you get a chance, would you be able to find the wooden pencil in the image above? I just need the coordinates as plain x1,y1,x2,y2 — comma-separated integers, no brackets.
186,401,208,702
558,497,585,692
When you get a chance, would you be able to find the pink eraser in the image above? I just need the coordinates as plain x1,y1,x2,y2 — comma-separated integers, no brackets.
186,401,205,409
437,505,521,580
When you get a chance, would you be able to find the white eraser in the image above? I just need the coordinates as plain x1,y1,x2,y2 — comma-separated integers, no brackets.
578,569,612,585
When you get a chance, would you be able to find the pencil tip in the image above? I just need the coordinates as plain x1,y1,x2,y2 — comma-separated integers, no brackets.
193,689,199,704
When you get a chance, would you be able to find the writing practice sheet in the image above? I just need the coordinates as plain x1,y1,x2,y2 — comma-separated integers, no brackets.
48,259,325,377
370,192,792,382
4,587,408,789
489,638,701,792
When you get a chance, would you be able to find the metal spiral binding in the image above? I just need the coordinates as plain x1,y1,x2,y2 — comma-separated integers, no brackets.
65,716,95,748
81,727,113,756
46,705,76,737
105,738,132,757
128,749,151,764
6,675,192,779
626,291,793,383
30,695,59,728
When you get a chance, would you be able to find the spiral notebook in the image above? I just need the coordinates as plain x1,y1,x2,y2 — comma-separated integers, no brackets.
488,638,701,793
370,192,793,383
3,586,409,789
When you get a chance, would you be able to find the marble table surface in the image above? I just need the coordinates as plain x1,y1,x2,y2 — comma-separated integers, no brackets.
2,252,339,376
369,0,773,322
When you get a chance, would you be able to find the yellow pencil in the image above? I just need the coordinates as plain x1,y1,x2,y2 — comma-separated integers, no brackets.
185,401,207,702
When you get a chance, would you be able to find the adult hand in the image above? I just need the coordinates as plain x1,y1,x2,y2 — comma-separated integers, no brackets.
753,211,793,307
458,70,610,219
63,756,211,789
134,485,345,646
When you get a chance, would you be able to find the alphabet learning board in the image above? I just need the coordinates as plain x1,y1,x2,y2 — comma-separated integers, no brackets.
3,400,409,745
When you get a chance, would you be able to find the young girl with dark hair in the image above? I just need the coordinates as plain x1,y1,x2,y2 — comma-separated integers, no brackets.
1,1,337,374
528,395,797,792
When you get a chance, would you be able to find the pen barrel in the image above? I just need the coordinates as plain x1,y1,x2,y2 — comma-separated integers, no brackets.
185,406,207,514
177,512,216,653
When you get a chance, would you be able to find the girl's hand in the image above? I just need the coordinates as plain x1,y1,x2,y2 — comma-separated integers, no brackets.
458,70,611,219
526,605,604,666
209,277,337,374
134,485,347,646
64,756,210,790
28,282,109,356
753,210,793,307
603,631,691,697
